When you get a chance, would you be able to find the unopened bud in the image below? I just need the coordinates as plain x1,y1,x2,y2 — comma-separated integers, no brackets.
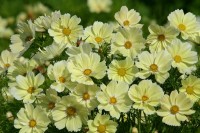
132,127,138,133
6,111,14,121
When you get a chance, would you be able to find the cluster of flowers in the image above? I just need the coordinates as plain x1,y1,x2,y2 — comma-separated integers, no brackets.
1,6,200,133
0,2,50,40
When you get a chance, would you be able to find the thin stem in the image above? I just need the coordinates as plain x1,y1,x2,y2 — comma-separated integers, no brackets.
137,110,141,133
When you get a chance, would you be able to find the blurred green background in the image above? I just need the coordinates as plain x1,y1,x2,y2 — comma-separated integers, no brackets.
1,0,200,52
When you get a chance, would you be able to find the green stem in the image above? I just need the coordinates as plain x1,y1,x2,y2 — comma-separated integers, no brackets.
137,110,141,133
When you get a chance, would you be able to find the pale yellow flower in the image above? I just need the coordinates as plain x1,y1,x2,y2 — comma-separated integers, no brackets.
128,80,164,114
48,14,83,45
97,81,132,119
157,90,195,126
14,104,50,133
168,9,200,40
167,39,198,74
87,113,118,133
115,6,142,29
67,52,106,85
147,24,179,52
87,0,112,13
107,57,138,84
52,96,88,132
180,75,200,102
111,27,145,59
83,21,113,48
135,50,172,84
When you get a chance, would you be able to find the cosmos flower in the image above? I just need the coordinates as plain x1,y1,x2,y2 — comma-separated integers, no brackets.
157,90,195,126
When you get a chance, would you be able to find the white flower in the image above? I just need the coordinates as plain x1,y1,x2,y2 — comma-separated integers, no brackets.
87,113,118,133
97,81,132,119
10,72,44,103
135,50,172,84
179,75,200,102
87,0,112,13
128,80,164,114
157,90,195,126
7,58,37,81
48,14,83,45
167,39,198,74
107,57,138,84
14,104,50,133
83,21,113,48
67,52,107,85
111,27,145,59
147,24,179,52
70,84,100,111
16,2,50,23
1,87,14,102
0,50,18,74
47,60,76,92
168,9,200,40
114,6,142,29
37,89,61,117
33,42,66,61
66,43,92,57
10,20,35,55
0,16,13,38
34,11,61,32
52,96,88,132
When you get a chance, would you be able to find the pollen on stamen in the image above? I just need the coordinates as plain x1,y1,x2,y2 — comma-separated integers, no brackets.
62,28,71,36
123,20,130,26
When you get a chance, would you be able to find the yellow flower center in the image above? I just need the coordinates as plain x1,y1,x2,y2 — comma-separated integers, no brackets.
59,76,66,83
186,86,194,95
124,41,132,49
178,24,186,31
83,92,90,100
27,87,35,94
174,55,182,63
95,37,103,43
4,63,10,68
110,97,117,104
142,95,149,102
83,69,92,76
123,20,130,26
29,119,37,128
97,124,106,133
66,107,76,116
170,105,179,114
117,68,126,76
48,102,55,109
62,28,71,36
150,64,158,72
157,34,165,41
